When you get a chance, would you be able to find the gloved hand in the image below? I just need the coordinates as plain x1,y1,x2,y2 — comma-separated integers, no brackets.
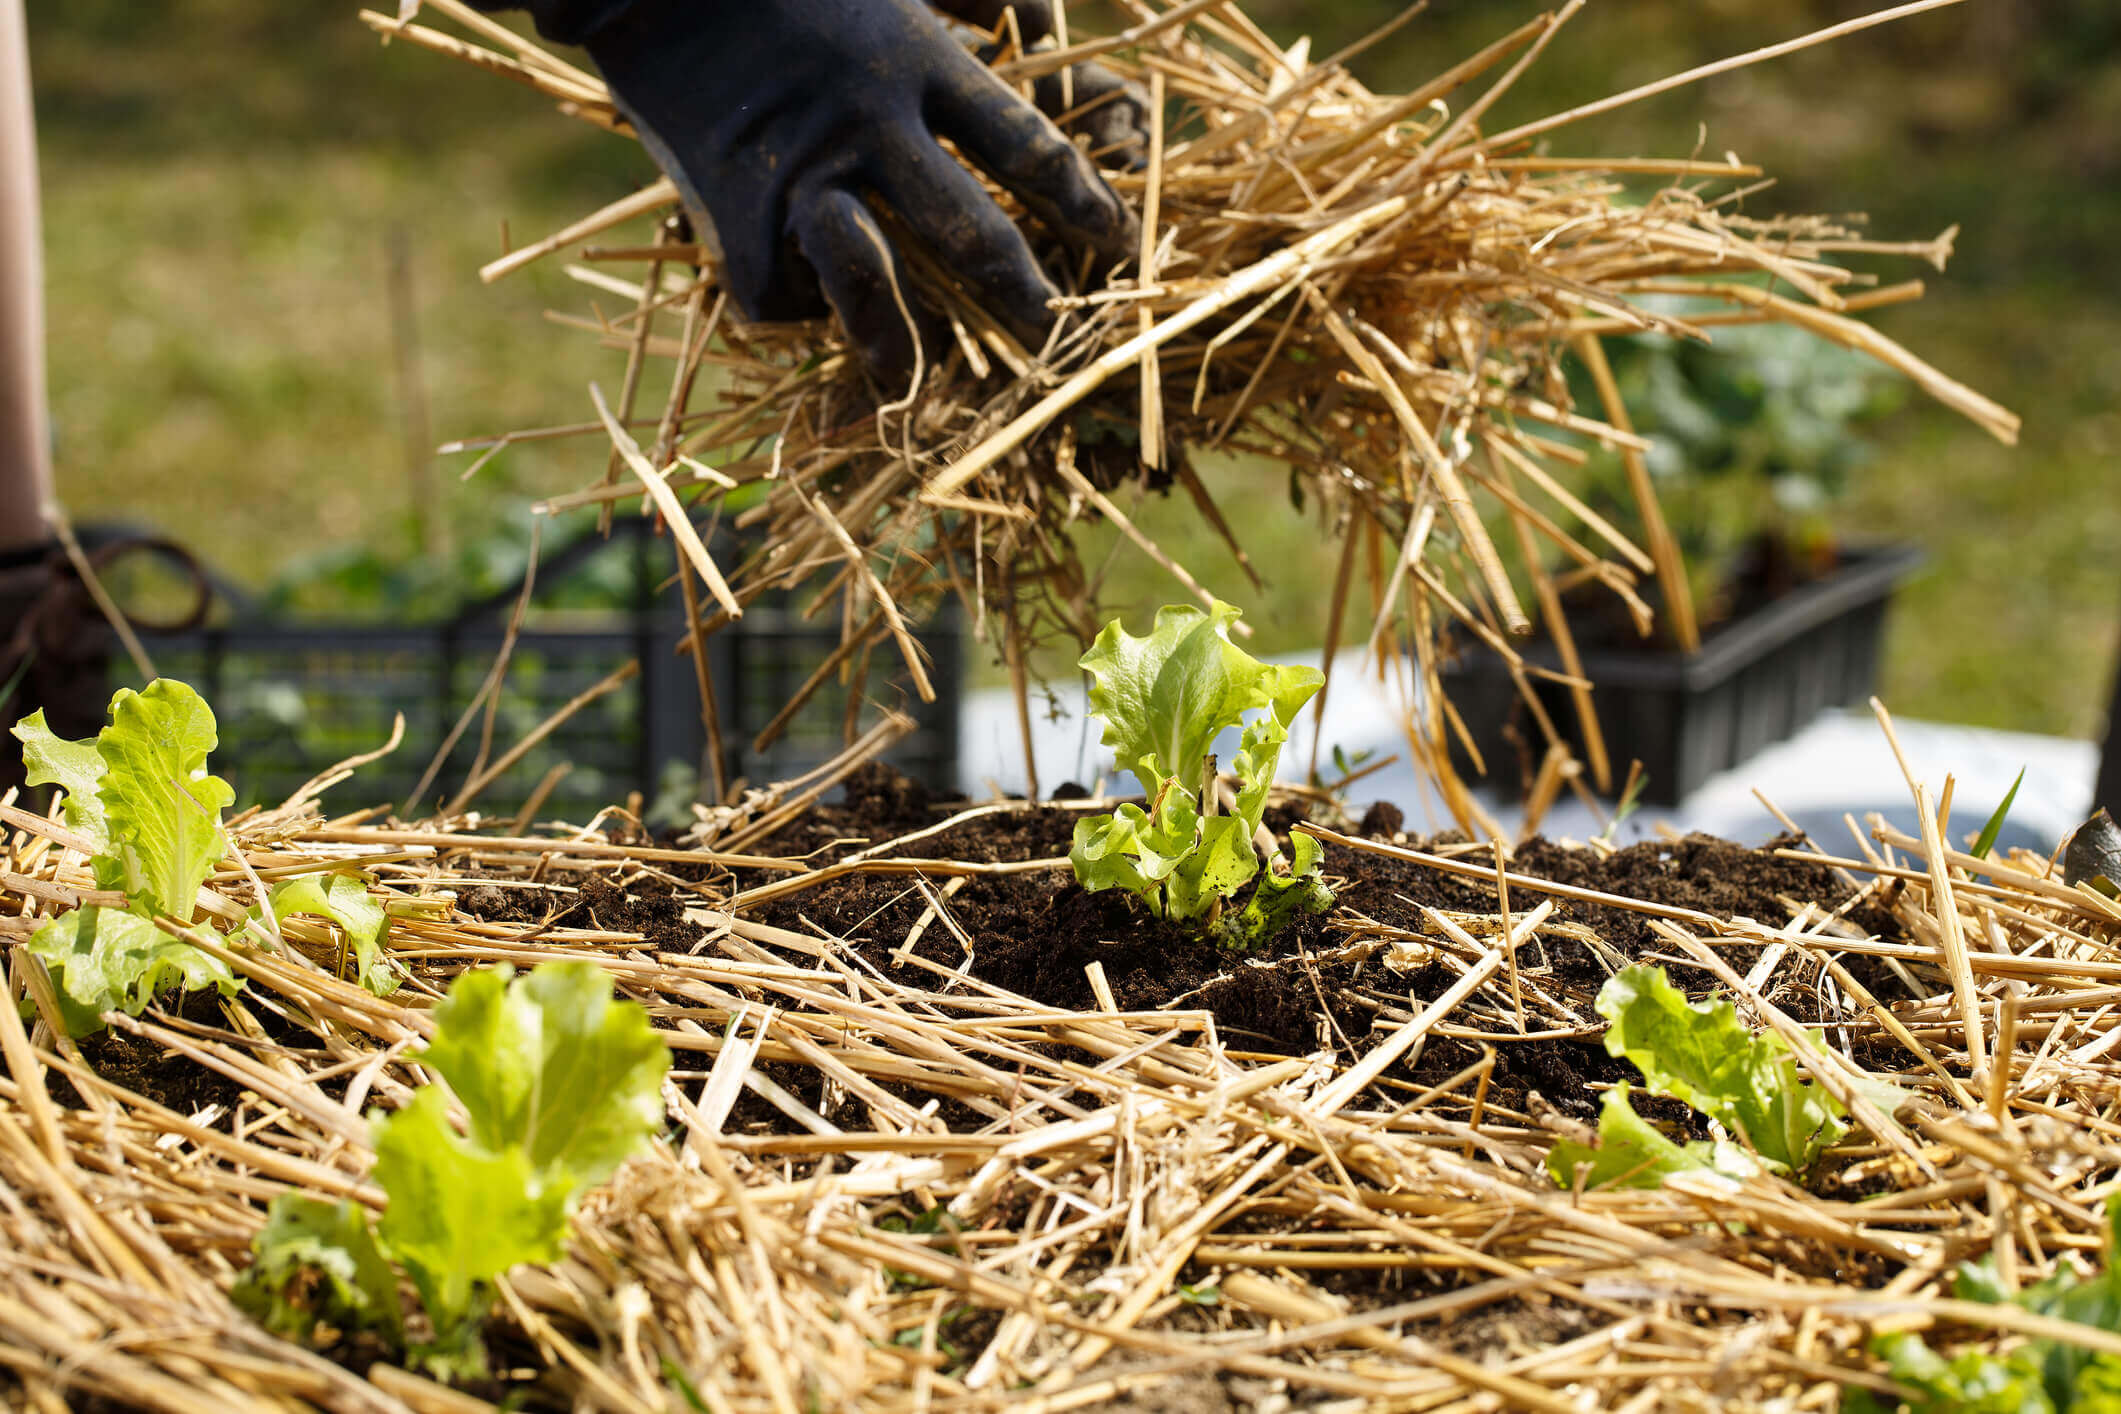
949,0,1149,171
580,0,1144,390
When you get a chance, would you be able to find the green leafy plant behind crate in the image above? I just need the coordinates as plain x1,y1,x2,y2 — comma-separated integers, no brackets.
1576,320,1909,631
1069,602,1333,949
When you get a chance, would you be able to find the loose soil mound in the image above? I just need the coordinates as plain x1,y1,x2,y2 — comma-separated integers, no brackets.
638,769,1906,1126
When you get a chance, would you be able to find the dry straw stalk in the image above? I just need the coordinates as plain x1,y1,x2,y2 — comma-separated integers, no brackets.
372,0,2014,822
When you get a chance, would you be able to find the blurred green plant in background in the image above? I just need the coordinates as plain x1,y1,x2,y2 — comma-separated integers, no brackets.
260,510,643,620
1577,321,1909,632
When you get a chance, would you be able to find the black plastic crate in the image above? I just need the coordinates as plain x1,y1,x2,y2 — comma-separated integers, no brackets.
134,521,959,818
1449,545,1922,807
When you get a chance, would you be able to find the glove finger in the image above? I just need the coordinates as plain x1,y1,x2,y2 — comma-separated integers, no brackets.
870,133,1062,343
928,0,1052,46
926,57,1139,263
613,104,830,326
791,187,941,391
720,223,834,327
1033,63,1150,170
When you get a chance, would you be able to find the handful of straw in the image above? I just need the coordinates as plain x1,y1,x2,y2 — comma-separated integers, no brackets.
370,0,2016,825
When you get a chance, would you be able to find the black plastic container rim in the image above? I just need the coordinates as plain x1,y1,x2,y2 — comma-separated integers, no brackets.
1503,543,1927,694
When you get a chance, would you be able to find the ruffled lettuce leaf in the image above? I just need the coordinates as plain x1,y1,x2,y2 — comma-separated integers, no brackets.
1954,1201,2121,1412
1219,831,1335,949
1078,601,1322,800
1546,1084,1760,1191
266,872,396,996
1071,754,1263,926
95,680,235,912
1162,814,1260,922
12,706,111,856
27,905,238,1032
1595,964,1871,1175
1847,1331,2053,1414
1849,1217,2121,1414
417,961,670,1188
1071,798,1196,914
372,1085,572,1338
1231,691,1299,841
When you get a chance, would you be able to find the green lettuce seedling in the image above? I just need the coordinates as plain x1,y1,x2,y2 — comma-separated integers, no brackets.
1847,1197,2121,1413
1549,965,1899,1190
235,961,670,1380
1069,602,1333,948
12,679,398,1032
14,681,243,1032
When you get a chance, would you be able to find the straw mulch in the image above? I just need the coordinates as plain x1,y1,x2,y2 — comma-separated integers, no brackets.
3,706,2120,1411
370,0,2014,822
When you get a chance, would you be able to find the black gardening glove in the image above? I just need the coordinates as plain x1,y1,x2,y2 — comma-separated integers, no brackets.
949,0,1150,171
580,0,1144,389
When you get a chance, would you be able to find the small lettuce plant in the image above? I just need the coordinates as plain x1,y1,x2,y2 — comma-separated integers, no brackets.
1847,1197,2121,1413
1069,602,1333,949
1549,965,1901,1190
12,679,396,1033
235,961,671,1380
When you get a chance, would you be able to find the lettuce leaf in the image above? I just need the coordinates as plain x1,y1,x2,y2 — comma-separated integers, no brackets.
95,681,235,913
1219,830,1334,948
27,905,239,1029
1849,1246,2121,1414
372,1085,573,1336
267,872,396,997
1162,814,1260,922
1230,690,1299,841
1071,798,1198,913
1596,965,1854,1175
1546,1084,1760,1191
1957,1205,2121,1412
418,961,671,1188
1849,1231,2121,1414
1079,601,1319,799
1847,1332,2053,1414
12,706,111,856
233,1194,403,1345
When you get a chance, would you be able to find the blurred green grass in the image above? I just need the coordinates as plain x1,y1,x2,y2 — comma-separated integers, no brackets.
27,0,2121,737
31,3,650,569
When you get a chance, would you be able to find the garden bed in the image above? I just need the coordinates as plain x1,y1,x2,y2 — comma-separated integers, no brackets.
6,738,2120,1412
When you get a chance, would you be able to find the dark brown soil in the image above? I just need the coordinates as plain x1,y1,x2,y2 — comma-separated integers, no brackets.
450,761,1913,1187
460,872,695,951
488,764,1905,1130
58,988,273,1119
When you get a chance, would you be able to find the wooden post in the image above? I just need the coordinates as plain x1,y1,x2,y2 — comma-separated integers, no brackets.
0,0,51,554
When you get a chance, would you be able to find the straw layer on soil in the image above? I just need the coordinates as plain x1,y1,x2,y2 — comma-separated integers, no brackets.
377,0,2016,828
5,710,2120,1411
